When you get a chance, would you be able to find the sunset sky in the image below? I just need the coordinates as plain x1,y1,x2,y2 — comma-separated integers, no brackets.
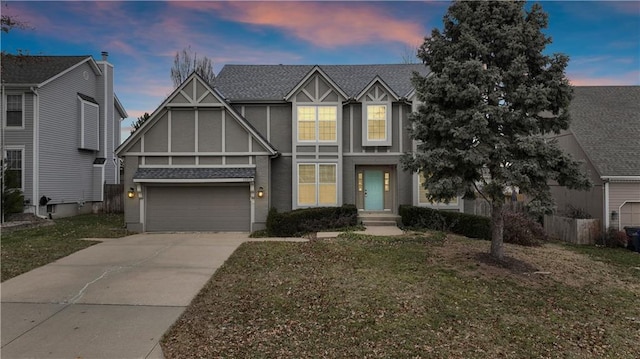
2,1,639,141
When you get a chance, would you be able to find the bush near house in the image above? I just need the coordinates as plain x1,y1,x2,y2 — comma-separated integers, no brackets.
399,205,546,246
399,205,492,240
266,204,358,237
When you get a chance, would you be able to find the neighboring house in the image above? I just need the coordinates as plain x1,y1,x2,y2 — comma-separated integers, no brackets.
549,86,640,231
117,64,464,232
1,53,128,218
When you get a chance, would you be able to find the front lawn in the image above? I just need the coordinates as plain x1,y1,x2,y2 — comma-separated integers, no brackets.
1,213,129,281
162,233,639,358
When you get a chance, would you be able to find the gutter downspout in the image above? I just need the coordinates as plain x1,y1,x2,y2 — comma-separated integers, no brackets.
604,180,610,230
30,86,47,219
1,81,5,223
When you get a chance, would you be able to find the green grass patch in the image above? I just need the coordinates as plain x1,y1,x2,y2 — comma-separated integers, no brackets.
562,243,640,270
162,234,640,358
1,213,128,281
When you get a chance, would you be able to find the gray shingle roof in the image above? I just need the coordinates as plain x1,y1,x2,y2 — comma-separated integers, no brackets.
214,64,429,101
133,167,256,180
1,55,92,84
569,86,640,177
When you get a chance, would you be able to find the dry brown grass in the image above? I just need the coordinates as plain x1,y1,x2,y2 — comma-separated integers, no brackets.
162,232,640,359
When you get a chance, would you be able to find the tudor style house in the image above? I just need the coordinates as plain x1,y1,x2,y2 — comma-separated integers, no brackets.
549,86,640,231
117,64,464,232
1,53,127,218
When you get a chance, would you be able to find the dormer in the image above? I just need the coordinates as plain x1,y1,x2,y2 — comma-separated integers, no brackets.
356,76,400,147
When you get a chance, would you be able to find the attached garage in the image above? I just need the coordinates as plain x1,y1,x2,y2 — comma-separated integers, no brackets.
145,185,250,232
132,167,257,232
620,202,640,228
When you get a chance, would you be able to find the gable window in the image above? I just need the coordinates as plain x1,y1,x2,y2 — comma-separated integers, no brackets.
297,106,337,142
6,94,23,127
363,104,391,146
297,163,337,206
4,148,24,190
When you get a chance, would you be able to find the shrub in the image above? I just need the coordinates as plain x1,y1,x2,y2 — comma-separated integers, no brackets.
502,211,547,246
400,205,547,246
266,204,358,237
602,227,628,248
399,205,491,240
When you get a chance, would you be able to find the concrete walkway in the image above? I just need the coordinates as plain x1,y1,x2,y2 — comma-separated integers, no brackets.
1,233,304,359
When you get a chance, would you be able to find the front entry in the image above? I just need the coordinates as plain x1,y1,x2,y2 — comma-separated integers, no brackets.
364,170,384,210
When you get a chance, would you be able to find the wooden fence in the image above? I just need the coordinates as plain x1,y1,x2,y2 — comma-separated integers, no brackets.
543,215,601,244
103,184,124,213
465,199,526,217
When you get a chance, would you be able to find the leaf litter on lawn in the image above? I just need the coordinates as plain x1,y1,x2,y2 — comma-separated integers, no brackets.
162,233,639,359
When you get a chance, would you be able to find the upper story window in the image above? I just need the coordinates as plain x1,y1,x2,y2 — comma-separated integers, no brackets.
78,94,100,151
297,105,337,142
363,103,392,146
6,94,23,127
4,148,24,190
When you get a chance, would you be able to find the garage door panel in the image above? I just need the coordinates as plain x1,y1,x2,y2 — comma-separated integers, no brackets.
620,202,640,227
146,186,250,232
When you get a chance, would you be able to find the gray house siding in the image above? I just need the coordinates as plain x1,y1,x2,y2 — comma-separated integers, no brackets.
270,156,293,212
117,74,276,232
549,130,604,226
38,61,102,206
1,92,35,208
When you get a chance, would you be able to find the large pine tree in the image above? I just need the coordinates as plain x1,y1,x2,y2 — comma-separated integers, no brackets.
404,0,590,260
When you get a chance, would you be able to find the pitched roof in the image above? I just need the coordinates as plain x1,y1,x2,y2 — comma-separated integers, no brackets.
214,64,429,101
569,86,640,177
133,167,256,181
1,55,93,84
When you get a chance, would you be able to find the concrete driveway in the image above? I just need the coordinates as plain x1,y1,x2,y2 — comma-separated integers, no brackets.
1,232,304,359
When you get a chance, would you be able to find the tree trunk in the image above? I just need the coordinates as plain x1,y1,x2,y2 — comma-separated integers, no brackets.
490,201,505,260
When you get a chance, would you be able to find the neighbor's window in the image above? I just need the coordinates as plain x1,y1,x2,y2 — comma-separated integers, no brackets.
297,106,337,142
297,163,337,206
6,94,23,127
4,149,23,189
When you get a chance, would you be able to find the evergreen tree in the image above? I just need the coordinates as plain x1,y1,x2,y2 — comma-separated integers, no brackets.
403,0,590,260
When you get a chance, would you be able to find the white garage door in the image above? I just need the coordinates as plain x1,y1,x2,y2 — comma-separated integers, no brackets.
146,185,250,232
620,202,640,228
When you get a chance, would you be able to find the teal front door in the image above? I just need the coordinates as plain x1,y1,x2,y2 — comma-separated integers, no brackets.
364,170,384,210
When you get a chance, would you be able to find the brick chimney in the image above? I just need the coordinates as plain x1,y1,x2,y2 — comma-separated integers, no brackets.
101,51,109,61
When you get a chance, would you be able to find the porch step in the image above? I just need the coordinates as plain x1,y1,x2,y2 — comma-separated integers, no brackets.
358,212,401,227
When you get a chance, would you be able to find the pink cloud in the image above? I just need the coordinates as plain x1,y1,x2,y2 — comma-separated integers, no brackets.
569,70,640,86
170,1,425,48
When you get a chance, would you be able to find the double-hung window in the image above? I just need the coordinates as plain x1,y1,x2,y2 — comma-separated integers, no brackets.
4,148,24,190
417,172,458,205
297,106,337,142
297,163,337,206
363,104,391,146
6,94,23,127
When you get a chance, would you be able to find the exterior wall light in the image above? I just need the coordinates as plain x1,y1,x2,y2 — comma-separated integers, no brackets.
257,187,264,198
611,210,618,220
127,187,135,199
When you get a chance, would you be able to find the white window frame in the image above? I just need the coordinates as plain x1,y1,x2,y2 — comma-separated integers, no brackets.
296,163,338,207
296,105,337,143
4,93,25,129
4,145,25,191
362,103,392,146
